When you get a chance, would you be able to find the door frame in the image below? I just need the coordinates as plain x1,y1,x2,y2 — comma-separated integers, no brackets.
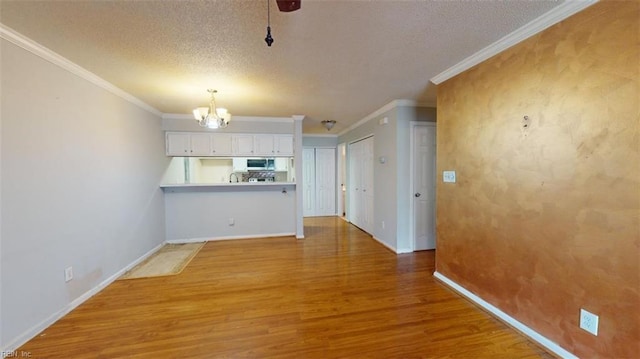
409,122,436,251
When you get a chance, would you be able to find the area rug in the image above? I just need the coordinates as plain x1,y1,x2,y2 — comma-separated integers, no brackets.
119,242,205,280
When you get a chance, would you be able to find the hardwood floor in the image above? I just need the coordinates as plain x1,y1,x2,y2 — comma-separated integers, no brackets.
18,217,554,358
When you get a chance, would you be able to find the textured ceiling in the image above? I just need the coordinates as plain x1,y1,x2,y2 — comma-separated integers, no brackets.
1,0,564,134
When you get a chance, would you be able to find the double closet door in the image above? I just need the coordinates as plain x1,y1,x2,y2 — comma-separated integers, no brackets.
349,137,374,234
303,148,336,217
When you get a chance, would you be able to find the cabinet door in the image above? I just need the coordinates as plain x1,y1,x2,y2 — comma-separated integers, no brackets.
254,135,275,155
233,135,255,155
211,134,233,156
190,133,212,156
275,135,294,156
274,157,289,171
166,133,191,156
232,158,248,172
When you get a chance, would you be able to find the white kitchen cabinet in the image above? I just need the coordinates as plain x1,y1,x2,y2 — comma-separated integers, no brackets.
211,133,233,156
232,158,248,172
166,132,211,156
166,132,293,157
166,133,190,156
275,135,294,156
233,135,255,155
254,134,293,156
275,157,289,171
254,135,275,155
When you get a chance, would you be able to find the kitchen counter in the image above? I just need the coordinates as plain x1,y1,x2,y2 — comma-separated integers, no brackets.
160,182,296,193
161,181,297,241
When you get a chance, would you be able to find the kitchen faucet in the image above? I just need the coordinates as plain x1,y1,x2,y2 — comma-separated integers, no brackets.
229,172,239,183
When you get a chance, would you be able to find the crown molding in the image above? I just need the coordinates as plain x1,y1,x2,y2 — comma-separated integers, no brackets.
430,0,599,85
303,134,339,138
162,113,294,123
337,99,432,136
0,23,162,117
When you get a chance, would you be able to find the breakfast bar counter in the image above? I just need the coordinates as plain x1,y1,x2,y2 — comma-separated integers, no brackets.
161,182,297,242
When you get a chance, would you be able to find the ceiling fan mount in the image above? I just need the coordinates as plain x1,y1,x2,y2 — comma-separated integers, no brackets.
276,0,301,12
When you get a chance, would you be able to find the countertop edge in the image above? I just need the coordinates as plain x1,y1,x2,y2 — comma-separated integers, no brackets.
160,182,296,188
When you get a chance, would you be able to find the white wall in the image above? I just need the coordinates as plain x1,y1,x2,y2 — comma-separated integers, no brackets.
0,38,168,349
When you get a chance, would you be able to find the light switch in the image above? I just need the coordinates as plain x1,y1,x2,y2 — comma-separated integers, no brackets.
443,170,456,183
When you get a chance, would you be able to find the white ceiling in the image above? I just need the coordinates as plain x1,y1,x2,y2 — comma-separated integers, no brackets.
1,0,568,134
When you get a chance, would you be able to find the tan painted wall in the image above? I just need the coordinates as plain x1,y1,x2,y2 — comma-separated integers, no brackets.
435,2,639,358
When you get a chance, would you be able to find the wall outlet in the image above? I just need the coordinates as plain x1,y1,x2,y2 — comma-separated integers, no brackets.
229,218,235,226
64,266,73,282
443,170,456,183
580,308,599,336
381,221,385,229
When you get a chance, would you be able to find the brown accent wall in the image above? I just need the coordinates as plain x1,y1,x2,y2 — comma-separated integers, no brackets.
436,2,639,358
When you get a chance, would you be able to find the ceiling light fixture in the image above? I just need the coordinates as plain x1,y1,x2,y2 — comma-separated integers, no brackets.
265,0,274,47
322,120,336,131
193,89,231,129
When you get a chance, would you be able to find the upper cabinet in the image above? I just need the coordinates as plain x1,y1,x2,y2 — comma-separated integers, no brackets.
275,135,294,156
166,133,212,156
233,134,255,156
166,132,294,157
254,135,275,155
211,134,233,156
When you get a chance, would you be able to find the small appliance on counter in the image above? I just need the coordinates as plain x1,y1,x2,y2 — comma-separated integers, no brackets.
248,178,274,182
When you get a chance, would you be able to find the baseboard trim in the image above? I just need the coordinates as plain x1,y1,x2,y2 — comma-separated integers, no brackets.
1,242,164,354
432,271,577,359
166,232,296,244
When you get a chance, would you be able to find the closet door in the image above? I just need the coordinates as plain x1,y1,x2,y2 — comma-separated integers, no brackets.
348,137,374,233
302,148,316,217
349,141,363,227
361,137,374,233
315,148,336,216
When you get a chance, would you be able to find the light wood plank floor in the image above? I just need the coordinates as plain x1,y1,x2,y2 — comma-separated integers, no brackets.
18,217,554,358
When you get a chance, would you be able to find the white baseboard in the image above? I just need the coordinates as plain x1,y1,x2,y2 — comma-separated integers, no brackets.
2,242,164,354
433,271,577,359
166,232,296,244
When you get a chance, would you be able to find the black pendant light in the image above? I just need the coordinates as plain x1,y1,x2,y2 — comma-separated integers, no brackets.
265,0,274,47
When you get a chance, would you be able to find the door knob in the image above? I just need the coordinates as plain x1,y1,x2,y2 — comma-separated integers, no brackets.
415,193,421,197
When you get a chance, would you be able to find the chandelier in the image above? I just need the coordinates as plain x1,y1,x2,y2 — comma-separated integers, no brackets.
193,89,231,129
321,119,336,131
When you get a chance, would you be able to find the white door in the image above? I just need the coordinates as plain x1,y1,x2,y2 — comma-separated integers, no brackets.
413,124,437,250
315,148,336,216
348,137,373,233
302,148,316,216
348,141,362,226
361,137,374,233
